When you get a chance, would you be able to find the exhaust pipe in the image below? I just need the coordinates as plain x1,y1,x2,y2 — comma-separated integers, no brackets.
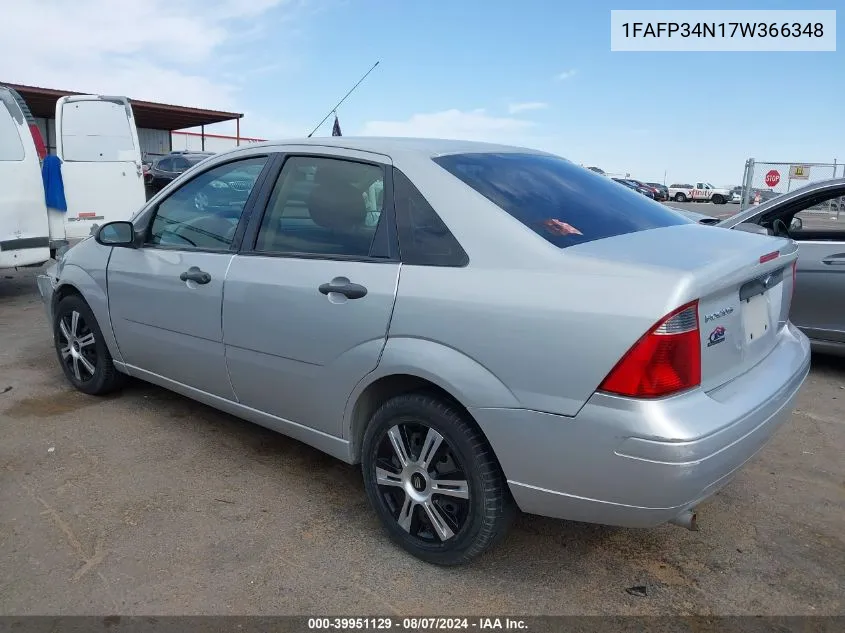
669,509,699,531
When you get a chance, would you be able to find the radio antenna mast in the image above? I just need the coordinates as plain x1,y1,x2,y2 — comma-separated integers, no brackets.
306,61,380,138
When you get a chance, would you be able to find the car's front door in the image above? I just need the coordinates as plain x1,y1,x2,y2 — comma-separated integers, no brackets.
223,151,400,437
107,154,272,398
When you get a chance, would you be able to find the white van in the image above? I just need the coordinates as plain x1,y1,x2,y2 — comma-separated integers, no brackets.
0,86,53,268
0,88,146,270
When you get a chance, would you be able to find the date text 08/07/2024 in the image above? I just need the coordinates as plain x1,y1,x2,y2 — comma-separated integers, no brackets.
620,22,824,38
307,617,529,630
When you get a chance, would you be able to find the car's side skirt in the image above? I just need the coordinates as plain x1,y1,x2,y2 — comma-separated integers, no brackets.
123,364,354,463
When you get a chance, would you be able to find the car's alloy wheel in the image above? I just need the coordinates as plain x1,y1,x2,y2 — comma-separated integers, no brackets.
53,295,125,396
675,193,687,202
57,308,98,384
362,393,513,566
374,422,470,542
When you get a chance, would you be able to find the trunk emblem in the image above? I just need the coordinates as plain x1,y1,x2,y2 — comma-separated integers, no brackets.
707,326,727,347
704,307,734,323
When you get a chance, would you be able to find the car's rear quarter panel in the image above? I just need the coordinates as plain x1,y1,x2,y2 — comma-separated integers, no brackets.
386,155,701,417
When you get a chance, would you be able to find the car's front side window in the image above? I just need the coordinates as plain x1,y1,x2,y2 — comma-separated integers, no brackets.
254,155,386,258
146,156,268,250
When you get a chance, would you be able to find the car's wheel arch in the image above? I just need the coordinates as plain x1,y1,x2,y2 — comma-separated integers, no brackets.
51,267,124,365
344,339,521,464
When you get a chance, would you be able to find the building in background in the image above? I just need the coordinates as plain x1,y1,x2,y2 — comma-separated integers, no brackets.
171,129,265,154
2,82,264,162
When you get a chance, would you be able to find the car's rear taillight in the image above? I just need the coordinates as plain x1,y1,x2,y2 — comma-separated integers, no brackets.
29,123,46,161
598,300,701,399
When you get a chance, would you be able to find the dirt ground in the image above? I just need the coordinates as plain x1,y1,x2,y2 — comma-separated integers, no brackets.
1,265,843,616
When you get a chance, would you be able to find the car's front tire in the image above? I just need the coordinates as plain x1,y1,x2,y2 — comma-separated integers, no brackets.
361,393,514,566
53,294,125,396
711,194,724,204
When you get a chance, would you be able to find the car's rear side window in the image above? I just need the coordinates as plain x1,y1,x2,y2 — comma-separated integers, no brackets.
393,168,468,267
433,153,689,249
0,99,25,162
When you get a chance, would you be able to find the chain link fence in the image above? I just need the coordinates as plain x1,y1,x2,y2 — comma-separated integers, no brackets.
741,159,845,216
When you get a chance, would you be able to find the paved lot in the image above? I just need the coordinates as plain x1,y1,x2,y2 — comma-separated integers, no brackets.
1,266,844,616
665,201,745,220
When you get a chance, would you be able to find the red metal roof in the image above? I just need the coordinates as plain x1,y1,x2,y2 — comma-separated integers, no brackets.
2,82,243,131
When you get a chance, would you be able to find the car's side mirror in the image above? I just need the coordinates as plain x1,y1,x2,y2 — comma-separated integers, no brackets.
95,221,136,247
790,216,803,231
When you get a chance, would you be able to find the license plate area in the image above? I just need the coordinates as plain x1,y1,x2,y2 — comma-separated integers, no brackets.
742,291,770,343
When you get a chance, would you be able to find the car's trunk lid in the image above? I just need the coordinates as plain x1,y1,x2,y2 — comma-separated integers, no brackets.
566,223,797,393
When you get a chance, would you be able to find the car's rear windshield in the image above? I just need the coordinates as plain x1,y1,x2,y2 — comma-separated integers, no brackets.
432,152,689,248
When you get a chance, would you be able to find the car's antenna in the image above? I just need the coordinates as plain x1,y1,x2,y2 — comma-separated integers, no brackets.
306,61,380,138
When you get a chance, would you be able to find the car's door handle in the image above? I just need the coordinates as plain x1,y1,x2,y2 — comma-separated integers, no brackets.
318,279,368,299
179,266,212,284
821,255,845,266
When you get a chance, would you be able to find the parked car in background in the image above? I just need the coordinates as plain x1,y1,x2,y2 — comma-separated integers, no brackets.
673,178,845,356
689,182,732,204
645,182,670,202
729,186,743,204
36,137,810,565
146,150,215,196
612,178,655,199
668,184,693,201
669,182,731,204
717,177,845,356
630,180,667,202
0,85,50,269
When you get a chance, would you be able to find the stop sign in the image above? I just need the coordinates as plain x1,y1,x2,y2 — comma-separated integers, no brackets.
765,169,780,188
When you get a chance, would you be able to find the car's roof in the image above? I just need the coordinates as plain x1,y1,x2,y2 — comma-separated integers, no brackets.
244,136,555,159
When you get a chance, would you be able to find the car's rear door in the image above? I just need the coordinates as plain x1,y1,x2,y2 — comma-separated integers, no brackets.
55,95,147,239
222,148,400,438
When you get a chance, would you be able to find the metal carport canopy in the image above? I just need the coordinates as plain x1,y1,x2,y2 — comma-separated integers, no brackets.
1,82,243,131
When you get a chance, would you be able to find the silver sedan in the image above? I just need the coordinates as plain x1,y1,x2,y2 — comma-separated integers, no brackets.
36,138,810,565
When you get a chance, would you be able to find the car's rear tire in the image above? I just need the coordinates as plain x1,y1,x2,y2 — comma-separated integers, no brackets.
711,194,724,204
53,294,125,396
674,193,687,202
361,393,514,566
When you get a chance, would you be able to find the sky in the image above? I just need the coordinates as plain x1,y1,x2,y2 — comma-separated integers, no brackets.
1,0,842,186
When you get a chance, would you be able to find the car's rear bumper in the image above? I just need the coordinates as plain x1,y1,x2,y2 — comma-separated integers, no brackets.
471,322,811,528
